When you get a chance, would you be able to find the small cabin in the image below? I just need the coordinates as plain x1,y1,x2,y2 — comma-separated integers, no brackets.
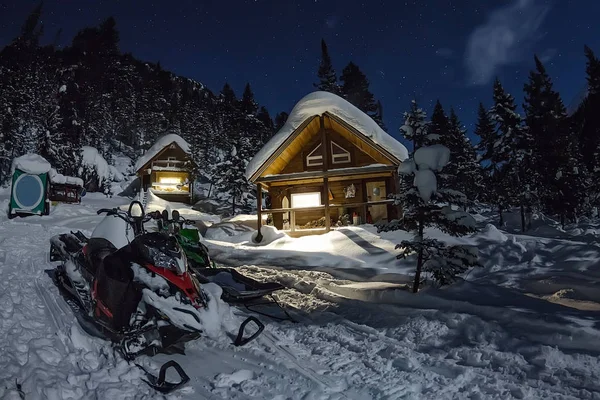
245,91,408,237
135,134,192,203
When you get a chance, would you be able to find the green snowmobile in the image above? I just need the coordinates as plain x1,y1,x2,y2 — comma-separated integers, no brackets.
153,209,215,270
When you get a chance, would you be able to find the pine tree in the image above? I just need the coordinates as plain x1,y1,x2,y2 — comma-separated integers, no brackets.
444,108,484,203
399,100,429,152
381,144,479,292
524,55,579,219
240,83,258,115
314,39,340,94
428,100,449,145
215,138,255,215
18,2,44,47
490,79,533,231
578,45,600,198
340,62,383,128
274,111,288,132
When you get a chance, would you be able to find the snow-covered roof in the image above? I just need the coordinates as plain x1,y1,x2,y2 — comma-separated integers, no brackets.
245,91,409,181
134,134,191,172
11,154,52,175
49,169,84,187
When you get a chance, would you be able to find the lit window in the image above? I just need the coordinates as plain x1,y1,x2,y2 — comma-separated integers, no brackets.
291,192,321,208
306,144,323,167
331,141,350,164
159,177,181,184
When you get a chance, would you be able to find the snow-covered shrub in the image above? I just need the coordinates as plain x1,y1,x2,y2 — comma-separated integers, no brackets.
78,146,112,194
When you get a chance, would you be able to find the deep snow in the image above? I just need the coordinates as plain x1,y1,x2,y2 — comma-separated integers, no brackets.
1,190,600,399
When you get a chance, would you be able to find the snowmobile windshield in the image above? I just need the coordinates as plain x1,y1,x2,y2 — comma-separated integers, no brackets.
137,232,188,275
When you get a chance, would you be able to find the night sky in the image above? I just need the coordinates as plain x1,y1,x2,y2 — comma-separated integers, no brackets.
1,0,599,142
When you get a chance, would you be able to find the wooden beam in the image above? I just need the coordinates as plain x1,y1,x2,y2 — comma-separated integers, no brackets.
320,115,330,232
324,177,330,232
256,165,396,184
255,183,263,242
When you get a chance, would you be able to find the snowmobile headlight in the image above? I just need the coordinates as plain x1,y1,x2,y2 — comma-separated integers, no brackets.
148,246,188,275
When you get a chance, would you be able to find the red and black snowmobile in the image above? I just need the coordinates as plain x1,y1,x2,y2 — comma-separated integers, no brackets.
49,201,263,393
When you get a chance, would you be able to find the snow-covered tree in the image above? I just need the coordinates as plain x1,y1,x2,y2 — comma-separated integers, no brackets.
381,144,479,292
400,100,429,152
490,79,533,231
444,108,484,204
214,139,255,215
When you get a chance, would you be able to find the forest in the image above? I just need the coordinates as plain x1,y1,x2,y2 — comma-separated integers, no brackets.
1,4,599,224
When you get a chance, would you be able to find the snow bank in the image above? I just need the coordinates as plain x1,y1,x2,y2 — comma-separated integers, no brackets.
134,134,190,172
251,225,285,245
48,169,84,187
245,91,409,180
11,154,51,175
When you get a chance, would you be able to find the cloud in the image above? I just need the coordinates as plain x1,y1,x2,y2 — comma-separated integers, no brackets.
539,48,557,63
465,0,550,85
435,48,454,58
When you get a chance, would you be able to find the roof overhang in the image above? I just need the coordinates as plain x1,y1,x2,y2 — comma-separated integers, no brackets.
248,112,401,183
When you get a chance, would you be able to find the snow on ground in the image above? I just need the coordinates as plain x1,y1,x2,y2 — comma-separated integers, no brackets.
1,190,600,399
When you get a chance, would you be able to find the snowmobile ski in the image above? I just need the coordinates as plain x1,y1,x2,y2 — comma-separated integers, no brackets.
137,360,190,394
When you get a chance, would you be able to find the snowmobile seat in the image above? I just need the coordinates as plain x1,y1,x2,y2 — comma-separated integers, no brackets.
86,238,117,274
95,249,141,331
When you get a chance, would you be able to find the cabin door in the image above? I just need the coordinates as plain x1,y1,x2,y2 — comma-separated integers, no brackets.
366,181,387,223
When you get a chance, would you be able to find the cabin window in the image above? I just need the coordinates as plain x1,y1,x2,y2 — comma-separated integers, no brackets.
331,141,351,164
167,156,177,161
291,192,321,208
306,143,323,167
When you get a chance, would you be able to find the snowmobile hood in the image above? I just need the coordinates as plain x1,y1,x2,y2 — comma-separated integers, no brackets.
91,214,135,250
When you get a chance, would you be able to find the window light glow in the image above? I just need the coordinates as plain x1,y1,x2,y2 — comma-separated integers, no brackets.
291,192,321,208
159,177,182,184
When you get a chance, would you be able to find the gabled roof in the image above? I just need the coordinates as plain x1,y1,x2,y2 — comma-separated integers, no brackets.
245,91,408,181
135,134,191,172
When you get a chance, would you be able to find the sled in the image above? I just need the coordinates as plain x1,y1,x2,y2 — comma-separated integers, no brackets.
194,267,293,321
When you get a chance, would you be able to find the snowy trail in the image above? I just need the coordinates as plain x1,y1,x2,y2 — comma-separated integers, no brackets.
2,200,600,398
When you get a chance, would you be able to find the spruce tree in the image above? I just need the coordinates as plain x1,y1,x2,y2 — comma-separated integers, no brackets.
578,46,600,182
399,100,429,152
382,144,479,292
240,83,258,115
428,100,449,145
314,39,340,94
274,111,288,132
340,62,383,128
490,79,533,231
445,108,484,204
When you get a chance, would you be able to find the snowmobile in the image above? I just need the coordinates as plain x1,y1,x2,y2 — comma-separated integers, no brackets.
154,209,214,270
153,209,288,308
49,201,264,393
152,209,292,320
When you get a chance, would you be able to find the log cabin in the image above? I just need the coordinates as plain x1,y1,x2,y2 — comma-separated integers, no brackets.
135,134,193,203
245,91,409,237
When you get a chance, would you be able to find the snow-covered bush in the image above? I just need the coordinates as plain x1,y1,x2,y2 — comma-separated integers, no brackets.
78,146,113,195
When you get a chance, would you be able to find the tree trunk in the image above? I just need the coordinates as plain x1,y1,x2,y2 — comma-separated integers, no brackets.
498,206,504,226
412,213,425,293
520,203,526,233
232,196,236,216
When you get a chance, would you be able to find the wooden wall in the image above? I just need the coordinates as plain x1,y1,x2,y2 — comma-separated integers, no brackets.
267,175,398,229
280,129,379,175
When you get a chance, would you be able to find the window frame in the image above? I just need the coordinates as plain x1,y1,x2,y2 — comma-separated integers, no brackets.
330,141,351,164
291,192,321,208
306,143,323,167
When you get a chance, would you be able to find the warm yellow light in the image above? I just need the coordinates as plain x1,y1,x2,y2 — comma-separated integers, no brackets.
159,177,181,184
